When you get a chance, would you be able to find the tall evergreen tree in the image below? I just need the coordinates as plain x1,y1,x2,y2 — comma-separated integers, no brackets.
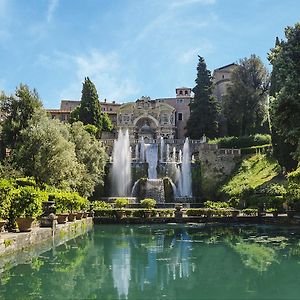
78,77,103,130
223,55,269,136
186,56,220,139
268,23,300,171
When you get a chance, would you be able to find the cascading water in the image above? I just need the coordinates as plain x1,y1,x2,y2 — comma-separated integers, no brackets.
145,144,158,179
111,129,132,196
135,144,139,161
140,137,145,163
160,137,164,162
166,144,170,162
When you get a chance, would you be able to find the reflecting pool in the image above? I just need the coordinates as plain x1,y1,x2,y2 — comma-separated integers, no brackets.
1,224,300,299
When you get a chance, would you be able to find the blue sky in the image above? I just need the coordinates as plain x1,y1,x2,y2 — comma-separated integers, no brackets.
0,0,299,108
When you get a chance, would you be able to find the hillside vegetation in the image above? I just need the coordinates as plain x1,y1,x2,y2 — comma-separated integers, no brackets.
219,154,282,198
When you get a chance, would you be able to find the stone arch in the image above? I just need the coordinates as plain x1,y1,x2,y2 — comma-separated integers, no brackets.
133,114,159,127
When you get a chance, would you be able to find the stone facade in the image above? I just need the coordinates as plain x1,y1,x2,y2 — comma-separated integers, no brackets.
117,96,176,140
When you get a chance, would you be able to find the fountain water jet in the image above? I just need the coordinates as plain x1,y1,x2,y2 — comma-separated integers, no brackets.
111,129,132,196
179,138,192,197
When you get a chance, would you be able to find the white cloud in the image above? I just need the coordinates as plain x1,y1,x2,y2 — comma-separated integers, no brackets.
51,49,140,102
47,0,59,23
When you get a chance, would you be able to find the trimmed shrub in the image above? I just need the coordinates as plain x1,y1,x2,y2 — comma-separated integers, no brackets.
114,198,129,208
11,186,46,219
92,201,112,210
242,208,258,216
204,201,229,209
140,198,156,209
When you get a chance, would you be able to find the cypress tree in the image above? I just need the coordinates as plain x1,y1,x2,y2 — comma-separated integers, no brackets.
186,56,220,139
78,77,102,130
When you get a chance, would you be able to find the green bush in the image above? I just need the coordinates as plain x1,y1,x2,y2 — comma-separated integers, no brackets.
92,201,112,210
0,179,14,220
204,201,229,209
114,198,129,208
140,198,156,209
15,177,36,187
50,191,89,213
286,166,300,210
242,208,258,216
132,209,145,218
94,209,115,218
11,186,46,219
209,134,271,149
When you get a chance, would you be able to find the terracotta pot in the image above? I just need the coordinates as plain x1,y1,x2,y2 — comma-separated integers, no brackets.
76,212,84,220
16,217,35,232
0,220,7,232
68,213,76,222
57,213,68,224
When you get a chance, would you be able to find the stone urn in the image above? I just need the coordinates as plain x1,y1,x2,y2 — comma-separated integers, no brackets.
16,217,35,232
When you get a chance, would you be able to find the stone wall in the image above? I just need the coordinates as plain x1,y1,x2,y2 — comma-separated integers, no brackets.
198,148,241,198
0,218,93,272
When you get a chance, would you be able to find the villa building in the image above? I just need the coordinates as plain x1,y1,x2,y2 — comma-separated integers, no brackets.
46,63,236,139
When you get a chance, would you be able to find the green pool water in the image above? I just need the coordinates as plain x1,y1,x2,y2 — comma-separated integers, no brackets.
1,224,300,299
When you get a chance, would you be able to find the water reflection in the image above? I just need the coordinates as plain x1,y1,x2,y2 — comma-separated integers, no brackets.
1,224,300,299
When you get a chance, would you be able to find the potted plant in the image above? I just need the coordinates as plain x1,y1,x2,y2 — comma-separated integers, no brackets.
114,198,129,219
12,187,44,232
140,198,156,218
49,193,68,224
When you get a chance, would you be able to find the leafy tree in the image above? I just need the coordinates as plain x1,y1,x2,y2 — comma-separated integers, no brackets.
13,111,84,191
224,55,269,136
101,112,113,132
78,77,102,130
69,122,108,197
186,55,220,138
0,84,42,154
268,23,300,170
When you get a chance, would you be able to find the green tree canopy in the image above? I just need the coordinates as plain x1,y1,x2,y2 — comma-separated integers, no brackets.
13,112,84,191
0,84,42,154
268,23,300,170
69,122,108,197
224,55,269,136
186,55,220,138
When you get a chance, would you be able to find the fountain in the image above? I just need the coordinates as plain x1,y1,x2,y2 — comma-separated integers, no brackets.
111,131,193,202
179,138,192,197
111,129,132,197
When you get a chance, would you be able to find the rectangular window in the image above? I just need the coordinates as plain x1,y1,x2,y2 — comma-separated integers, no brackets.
178,113,183,121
